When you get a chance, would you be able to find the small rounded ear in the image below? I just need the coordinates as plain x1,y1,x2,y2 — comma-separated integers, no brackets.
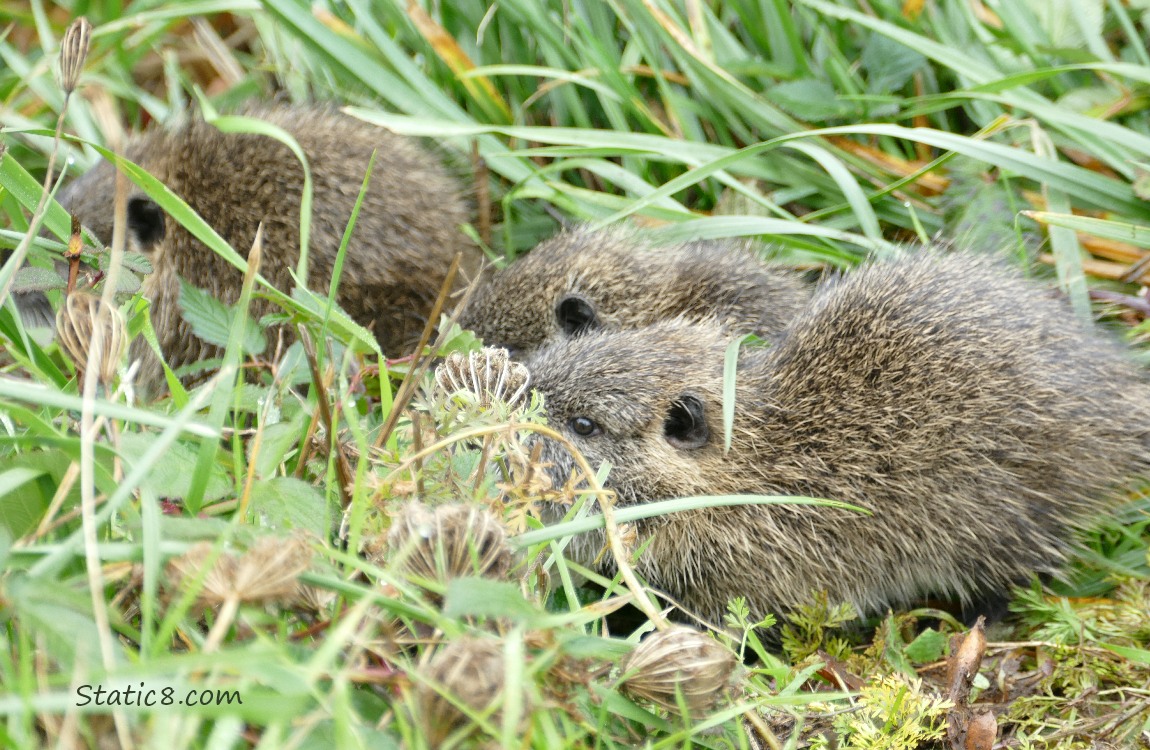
555,294,598,337
126,196,166,251
664,394,709,450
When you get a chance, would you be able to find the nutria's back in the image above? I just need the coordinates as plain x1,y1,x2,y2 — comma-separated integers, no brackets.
524,251,1150,624
58,105,476,386
460,225,811,355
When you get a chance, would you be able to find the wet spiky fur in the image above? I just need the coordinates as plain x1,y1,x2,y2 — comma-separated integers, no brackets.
525,251,1150,624
460,225,811,355
58,105,476,387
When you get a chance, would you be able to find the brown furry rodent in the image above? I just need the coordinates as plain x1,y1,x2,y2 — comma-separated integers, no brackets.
56,105,476,385
523,251,1150,625
459,225,811,355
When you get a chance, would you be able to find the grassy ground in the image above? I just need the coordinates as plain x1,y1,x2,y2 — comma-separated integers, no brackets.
1,1,1150,748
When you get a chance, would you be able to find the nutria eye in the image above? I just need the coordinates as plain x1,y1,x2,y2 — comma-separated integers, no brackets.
569,416,601,437
556,295,597,337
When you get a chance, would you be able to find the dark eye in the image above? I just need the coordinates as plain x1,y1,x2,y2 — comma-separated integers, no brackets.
569,416,601,437
556,295,597,337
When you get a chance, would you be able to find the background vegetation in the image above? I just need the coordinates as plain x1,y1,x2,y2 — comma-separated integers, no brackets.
1,0,1149,747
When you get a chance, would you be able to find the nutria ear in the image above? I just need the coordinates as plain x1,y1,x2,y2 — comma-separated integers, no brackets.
556,294,597,336
126,196,166,251
664,394,709,450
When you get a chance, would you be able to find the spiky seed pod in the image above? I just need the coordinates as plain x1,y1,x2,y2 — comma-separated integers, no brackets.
434,347,530,409
58,17,93,95
416,636,509,745
55,291,127,385
387,503,513,600
619,626,738,716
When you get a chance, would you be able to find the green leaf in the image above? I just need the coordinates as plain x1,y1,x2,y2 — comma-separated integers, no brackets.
5,574,106,665
722,334,753,453
119,251,154,274
766,79,858,121
177,277,267,355
904,628,947,664
250,416,307,481
118,432,232,502
514,494,867,548
1024,211,1150,249
442,577,540,620
0,467,50,538
1103,642,1150,666
12,265,65,293
247,477,330,537
860,33,927,93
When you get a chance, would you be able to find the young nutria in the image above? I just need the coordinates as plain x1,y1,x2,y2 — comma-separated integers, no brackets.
54,105,476,386
523,251,1150,625
459,225,811,355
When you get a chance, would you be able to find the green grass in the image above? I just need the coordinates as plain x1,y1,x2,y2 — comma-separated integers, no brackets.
2,1,1150,748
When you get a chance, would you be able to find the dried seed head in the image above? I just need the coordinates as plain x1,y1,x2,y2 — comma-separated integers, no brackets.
296,584,337,613
166,535,312,608
55,291,127,385
416,636,508,745
232,534,313,605
387,503,513,601
434,347,530,409
619,625,738,716
166,542,238,607
58,17,93,95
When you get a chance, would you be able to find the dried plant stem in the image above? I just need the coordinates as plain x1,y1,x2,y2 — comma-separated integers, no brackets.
77,147,134,750
203,595,241,653
373,252,463,452
743,709,782,750
471,140,492,248
298,325,354,509
411,412,426,498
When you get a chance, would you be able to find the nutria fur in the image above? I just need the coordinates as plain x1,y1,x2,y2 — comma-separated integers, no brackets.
460,225,811,355
56,105,476,386
524,251,1150,624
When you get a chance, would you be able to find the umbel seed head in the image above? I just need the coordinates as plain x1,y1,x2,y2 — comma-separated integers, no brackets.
55,291,127,386
435,347,530,409
386,503,513,600
619,625,738,716
416,636,510,745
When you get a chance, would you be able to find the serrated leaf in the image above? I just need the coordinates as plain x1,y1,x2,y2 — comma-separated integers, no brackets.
904,628,947,664
860,32,927,93
177,277,267,355
251,415,307,480
442,577,540,620
766,79,858,121
114,269,142,295
120,251,154,274
13,265,66,293
248,476,330,536
6,574,105,664
119,432,232,501
0,467,51,538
